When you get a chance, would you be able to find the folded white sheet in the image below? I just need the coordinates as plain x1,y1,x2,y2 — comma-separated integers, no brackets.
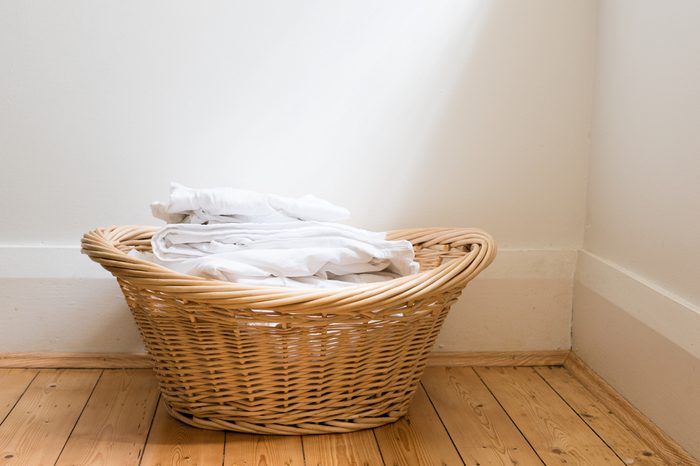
152,182,350,224
143,222,419,289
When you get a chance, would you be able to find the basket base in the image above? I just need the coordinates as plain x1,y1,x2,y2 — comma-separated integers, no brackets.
163,400,407,435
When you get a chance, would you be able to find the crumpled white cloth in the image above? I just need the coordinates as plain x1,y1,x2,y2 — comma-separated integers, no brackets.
151,182,350,224
140,221,419,289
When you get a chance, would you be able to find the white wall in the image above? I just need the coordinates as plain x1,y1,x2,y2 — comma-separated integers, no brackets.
583,0,700,304
0,1,596,351
574,0,700,457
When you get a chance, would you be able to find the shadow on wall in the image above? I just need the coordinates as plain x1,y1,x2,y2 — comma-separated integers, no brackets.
272,0,495,233
379,0,493,230
186,0,499,234
1,0,590,247
157,0,501,234
0,0,495,242
390,1,591,248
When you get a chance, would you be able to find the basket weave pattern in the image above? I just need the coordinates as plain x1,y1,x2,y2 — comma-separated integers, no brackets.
82,226,495,434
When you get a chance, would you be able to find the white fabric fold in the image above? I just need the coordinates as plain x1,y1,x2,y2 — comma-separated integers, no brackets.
152,182,350,224
144,222,419,289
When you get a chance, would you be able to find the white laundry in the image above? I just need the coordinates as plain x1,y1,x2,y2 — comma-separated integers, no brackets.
143,221,419,289
151,182,350,224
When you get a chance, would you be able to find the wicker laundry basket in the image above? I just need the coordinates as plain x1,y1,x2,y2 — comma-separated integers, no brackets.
81,225,496,434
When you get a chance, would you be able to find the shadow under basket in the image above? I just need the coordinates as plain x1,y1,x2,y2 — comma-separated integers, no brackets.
81,225,496,435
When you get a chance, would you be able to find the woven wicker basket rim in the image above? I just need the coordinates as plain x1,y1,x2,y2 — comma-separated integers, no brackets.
81,225,496,313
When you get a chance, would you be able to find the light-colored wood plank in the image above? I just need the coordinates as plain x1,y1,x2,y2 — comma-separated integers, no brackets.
0,357,691,466
140,398,225,466
565,352,700,466
0,369,101,465
422,366,542,465
476,366,625,465
373,385,463,466
225,433,304,466
0,351,568,369
535,366,667,466
426,351,569,367
0,352,152,369
0,369,38,423
55,369,160,466
302,429,384,466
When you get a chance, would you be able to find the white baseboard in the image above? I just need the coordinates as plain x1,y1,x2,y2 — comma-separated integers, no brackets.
576,250,700,359
573,250,700,459
0,245,576,353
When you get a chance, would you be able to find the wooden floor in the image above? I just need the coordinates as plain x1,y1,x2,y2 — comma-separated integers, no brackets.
0,366,673,466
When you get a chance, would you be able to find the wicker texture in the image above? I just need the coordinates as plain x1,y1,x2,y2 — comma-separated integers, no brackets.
81,225,496,434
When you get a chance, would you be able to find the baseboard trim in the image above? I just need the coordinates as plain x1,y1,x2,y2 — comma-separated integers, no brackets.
426,350,569,366
577,251,700,360
564,352,699,466
1,248,576,353
0,352,153,369
0,350,570,369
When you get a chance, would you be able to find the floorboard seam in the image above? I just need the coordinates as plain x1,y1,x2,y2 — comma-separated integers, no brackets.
52,369,104,466
534,367,634,465
0,370,39,426
221,432,228,466
299,433,308,466
419,379,467,466
371,427,388,466
471,367,547,466
138,392,161,466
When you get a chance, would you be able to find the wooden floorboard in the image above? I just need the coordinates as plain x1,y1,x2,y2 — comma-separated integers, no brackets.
422,366,542,465
565,352,700,466
302,430,384,466
0,365,691,465
0,369,37,424
225,433,305,466
535,366,667,466
139,398,226,466
373,385,463,465
476,366,626,465
55,369,160,466
0,369,101,465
